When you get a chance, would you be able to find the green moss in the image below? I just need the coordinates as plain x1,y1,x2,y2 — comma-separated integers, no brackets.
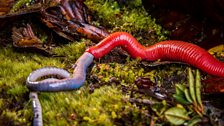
10,0,32,13
0,98,3,108
92,62,139,84
85,0,120,25
1,107,32,125
7,85,28,97
85,0,169,41
52,40,88,62
38,86,148,125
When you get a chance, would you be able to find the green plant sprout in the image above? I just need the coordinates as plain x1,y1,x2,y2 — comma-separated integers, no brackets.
165,68,204,125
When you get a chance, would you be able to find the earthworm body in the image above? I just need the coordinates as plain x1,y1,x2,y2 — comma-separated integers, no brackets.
27,32,224,126
29,92,43,126
86,32,224,77
27,52,94,91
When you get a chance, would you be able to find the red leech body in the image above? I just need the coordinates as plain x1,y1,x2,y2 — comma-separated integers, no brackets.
86,32,224,77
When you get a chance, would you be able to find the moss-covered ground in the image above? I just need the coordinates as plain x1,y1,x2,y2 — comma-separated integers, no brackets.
1,0,214,125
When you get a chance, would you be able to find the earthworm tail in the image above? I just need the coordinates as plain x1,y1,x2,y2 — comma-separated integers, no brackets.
26,52,94,91
30,92,43,126
86,32,224,77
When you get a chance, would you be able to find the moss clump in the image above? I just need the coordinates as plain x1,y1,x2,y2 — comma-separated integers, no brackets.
39,86,149,125
52,40,88,62
91,58,153,84
85,0,169,41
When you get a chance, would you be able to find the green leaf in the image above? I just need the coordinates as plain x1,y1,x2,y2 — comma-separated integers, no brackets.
173,94,191,105
175,84,186,96
187,116,202,126
165,107,190,125
195,70,203,108
184,89,193,103
188,68,196,103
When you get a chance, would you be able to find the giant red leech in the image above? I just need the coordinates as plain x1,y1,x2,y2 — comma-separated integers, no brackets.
27,32,224,126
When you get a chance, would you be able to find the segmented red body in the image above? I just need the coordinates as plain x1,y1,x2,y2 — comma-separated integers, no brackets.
86,32,224,77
